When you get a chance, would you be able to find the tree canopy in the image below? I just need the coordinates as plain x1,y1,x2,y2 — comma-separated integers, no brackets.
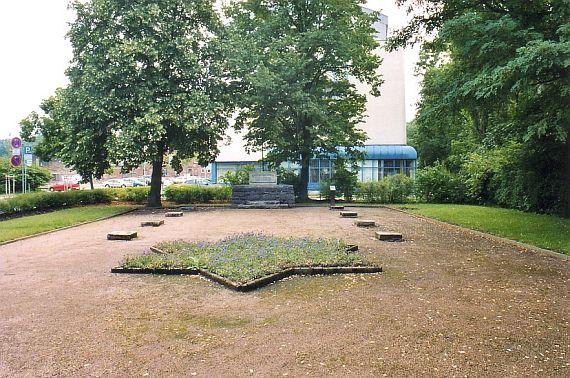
399,0,569,215
23,0,232,206
226,0,383,200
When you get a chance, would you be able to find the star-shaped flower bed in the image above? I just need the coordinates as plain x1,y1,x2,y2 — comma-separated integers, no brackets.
112,233,381,291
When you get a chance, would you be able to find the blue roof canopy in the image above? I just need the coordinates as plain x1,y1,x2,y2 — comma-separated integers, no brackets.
337,145,417,160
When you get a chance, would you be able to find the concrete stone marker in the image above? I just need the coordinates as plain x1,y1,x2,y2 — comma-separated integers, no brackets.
107,231,138,241
355,220,376,227
141,220,164,227
375,231,403,242
165,211,183,218
340,211,358,218
330,205,345,210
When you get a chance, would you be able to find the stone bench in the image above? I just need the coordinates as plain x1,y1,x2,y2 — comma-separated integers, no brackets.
355,220,376,227
107,231,138,241
165,211,183,218
340,211,358,218
141,220,164,227
375,232,403,242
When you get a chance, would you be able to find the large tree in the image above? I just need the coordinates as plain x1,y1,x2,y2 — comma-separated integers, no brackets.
25,0,232,207
393,0,570,215
20,89,111,189
226,0,382,201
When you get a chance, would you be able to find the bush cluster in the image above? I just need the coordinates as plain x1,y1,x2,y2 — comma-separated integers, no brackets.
107,187,150,204
414,165,467,203
0,189,112,216
357,174,414,203
164,185,232,204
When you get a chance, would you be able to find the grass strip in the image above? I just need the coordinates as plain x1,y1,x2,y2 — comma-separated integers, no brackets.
394,204,569,255
0,205,137,243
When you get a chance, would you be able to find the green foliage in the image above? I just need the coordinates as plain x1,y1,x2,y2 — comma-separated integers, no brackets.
0,205,135,243
21,0,232,207
226,0,382,200
0,158,52,193
164,185,232,204
357,175,414,203
107,187,150,204
121,233,365,283
393,0,570,215
415,165,468,204
276,168,301,198
0,190,112,216
331,161,359,201
398,204,570,255
220,165,255,186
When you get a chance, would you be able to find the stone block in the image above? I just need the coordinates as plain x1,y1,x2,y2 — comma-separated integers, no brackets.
355,220,376,227
141,220,164,227
330,205,345,210
375,231,403,242
165,211,183,217
107,231,138,241
340,211,358,218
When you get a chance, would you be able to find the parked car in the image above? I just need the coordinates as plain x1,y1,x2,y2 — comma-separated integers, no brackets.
123,178,146,187
48,182,80,192
184,178,211,186
102,179,128,188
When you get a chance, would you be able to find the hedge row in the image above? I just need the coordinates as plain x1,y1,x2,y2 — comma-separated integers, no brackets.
0,190,112,216
164,185,232,204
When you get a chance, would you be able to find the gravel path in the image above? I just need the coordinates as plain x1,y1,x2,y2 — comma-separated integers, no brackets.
1,207,568,377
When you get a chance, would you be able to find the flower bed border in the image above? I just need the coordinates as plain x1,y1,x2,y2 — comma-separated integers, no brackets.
113,244,380,292
110,264,382,292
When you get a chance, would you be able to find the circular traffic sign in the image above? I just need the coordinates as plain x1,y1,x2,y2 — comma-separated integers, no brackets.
10,155,22,167
11,137,22,149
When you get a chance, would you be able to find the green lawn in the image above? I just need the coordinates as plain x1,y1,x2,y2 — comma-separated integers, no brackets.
0,205,136,243
394,204,570,255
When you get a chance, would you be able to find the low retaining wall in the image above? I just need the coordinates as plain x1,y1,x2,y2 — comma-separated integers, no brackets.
231,185,295,207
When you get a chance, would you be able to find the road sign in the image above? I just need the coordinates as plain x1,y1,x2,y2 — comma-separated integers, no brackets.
10,155,22,167
24,146,33,154
12,147,21,156
11,137,22,149
25,158,33,167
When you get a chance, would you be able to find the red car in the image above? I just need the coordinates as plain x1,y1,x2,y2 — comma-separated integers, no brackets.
48,182,80,192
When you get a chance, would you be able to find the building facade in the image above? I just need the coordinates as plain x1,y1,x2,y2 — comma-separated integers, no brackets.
211,8,417,190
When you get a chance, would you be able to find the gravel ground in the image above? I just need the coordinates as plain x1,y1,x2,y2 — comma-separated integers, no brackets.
0,206,568,377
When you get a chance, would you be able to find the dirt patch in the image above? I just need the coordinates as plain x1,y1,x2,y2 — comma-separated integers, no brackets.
0,207,568,376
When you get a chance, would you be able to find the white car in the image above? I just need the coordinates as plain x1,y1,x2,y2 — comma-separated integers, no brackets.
103,179,129,188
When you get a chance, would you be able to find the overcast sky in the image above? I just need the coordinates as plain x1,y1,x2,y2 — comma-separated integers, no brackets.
0,0,420,139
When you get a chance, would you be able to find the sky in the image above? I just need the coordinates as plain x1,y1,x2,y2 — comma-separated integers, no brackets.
0,0,420,139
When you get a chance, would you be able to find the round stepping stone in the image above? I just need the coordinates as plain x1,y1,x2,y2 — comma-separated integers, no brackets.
355,220,376,227
107,231,138,241
165,211,183,217
375,231,403,242
141,220,164,227
340,211,358,218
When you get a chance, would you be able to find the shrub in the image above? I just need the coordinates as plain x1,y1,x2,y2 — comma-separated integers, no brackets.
277,168,301,198
164,185,232,204
220,165,255,185
415,165,468,203
0,189,112,216
0,158,51,192
357,174,414,203
107,187,150,204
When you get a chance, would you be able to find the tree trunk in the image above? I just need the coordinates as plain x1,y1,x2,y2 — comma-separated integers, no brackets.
298,151,310,202
562,135,570,218
147,153,164,208
89,176,94,190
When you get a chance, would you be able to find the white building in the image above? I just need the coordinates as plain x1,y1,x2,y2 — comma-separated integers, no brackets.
211,8,417,190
